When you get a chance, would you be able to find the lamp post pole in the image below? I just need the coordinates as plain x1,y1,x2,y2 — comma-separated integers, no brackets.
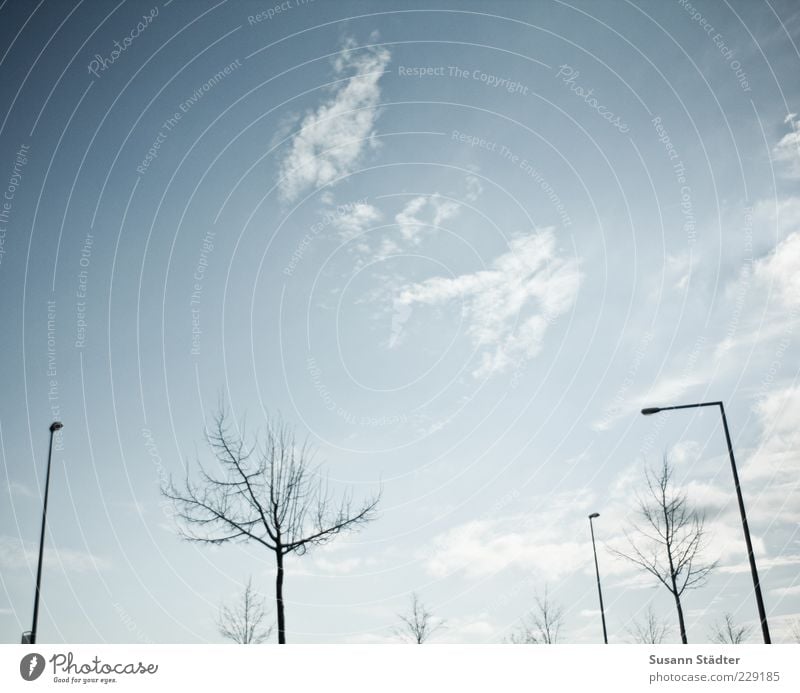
29,421,63,645
641,401,770,644
588,512,608,644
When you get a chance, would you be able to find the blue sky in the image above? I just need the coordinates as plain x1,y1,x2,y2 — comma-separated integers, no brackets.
1,0,799,644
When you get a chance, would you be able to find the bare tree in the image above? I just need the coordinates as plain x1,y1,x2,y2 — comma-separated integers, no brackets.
217,577,273,644
791,619,800,644
626,605,671,644
709,613,752,644
506,587,565,644
163,408,381,643
394,593,446,643
610,455,717,644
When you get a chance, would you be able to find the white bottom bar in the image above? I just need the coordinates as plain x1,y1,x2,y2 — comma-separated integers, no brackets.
1,644,797,692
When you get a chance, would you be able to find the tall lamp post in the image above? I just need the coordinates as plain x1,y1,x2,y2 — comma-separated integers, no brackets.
28,421,63,645
641,401,770,644
588,513,608,644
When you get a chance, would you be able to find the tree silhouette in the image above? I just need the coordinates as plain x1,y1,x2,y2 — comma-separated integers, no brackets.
610,455,717,644
626,605,670,644
163,407,380,643
506,587,564,644
394,593,445,643
217,577,272,644
709,613,752,644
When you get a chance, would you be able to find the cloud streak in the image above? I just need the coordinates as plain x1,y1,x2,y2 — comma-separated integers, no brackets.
423,490,593,581
397,229,581,377
395,194,461,243
0,535,110,573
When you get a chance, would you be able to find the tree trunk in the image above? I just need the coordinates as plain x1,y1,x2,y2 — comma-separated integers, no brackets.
276,551,286,644
672,590,688,644
662,487,687,644
666,548,687,643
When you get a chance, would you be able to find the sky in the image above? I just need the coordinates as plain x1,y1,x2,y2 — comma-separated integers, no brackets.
0,0,799,645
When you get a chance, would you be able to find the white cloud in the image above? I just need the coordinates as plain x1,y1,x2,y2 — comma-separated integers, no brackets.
770,584,800,598
640,373,705,408
424,515,587,581
718,554,800,575
668,440,702,466
330,202,382,241
751,196,800,241
0,535,110,573
773,113,800,177
398,229,582,377
437,615,497,643
754,231,800,310
423,490,593,581
395,194,461,243
666,252,694,291
7,482,36,498
279,37,390,201
592,371,705,432
745,385,800,488
684,479,731,510
310,556,364,575
339,176,482,266
712,205,800,359
464,173,483,203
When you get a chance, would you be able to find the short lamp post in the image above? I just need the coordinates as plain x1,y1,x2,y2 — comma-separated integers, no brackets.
588,512,608,644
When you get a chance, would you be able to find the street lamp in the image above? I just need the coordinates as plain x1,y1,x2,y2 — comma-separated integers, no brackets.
28,421,63,645
588,512,608,644
641,401,770,644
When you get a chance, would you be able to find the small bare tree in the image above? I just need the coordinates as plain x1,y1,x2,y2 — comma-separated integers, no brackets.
791,619,800,644
217,577,272,644
626,605,671,644
163,408,381,643
610,455,716,644
709,613,752,644
394,593,446,643
506,587,565,644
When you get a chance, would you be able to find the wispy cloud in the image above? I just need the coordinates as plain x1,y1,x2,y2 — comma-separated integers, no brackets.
770,584,800,598
424,515,588,581
464,173,483,202
279,36,390,201
330,201,383,241
7,482,36,499
397,229,581,377
773,113,800,178
745,384,800,490
754,230,800,310
718,554,800,575
395,194,461,243
0,535,110,573
422,490,593,580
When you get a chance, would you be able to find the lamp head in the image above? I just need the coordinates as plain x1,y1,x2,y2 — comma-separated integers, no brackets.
589,512,600,519
641,407,661,416
50,422,63,432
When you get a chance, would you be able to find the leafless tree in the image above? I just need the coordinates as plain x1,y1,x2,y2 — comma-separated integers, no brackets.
506,587,565,644
610,455,717,644
217,577,273,644
163,408,381,643
791,619,800,644
626,605,671,644
709,613,752,644
394,593,446,643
